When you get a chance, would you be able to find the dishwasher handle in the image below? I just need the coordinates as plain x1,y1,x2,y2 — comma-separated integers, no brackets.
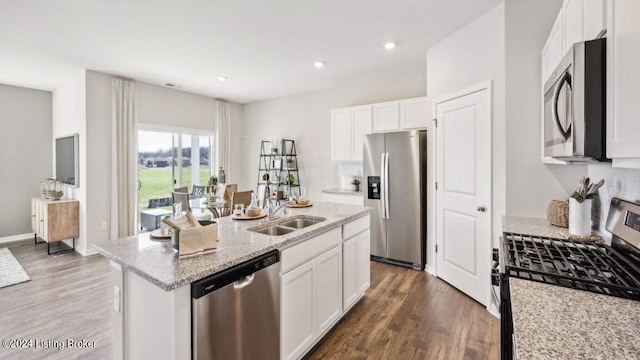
192,250,279,299
233,274,255,289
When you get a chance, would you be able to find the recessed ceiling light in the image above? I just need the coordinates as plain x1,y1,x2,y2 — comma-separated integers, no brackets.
384,42,396,50
217,76,227,82
314,61,325,68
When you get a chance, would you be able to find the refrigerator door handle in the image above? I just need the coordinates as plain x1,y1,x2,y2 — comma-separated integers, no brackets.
384,152,390,220
380,153,387,219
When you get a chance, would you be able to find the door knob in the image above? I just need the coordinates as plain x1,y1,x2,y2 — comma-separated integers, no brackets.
477,206,486,212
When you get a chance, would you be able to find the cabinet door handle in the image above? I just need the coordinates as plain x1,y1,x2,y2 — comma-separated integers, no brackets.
477,206,487,212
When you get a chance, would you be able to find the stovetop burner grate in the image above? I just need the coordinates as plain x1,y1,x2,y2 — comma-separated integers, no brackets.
503,232,640,300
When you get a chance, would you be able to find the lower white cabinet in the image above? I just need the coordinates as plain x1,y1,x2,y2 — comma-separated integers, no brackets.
281,259,316,360
321,192,364,206
342,230,371,311
280,217,370,360
281,245,342,360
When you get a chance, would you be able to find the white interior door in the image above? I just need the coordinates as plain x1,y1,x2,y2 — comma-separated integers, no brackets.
435,84,491,307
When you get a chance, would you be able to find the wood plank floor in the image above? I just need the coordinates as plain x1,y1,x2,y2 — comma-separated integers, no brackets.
0,240,498,360
305,261,499,360
0,240,112,360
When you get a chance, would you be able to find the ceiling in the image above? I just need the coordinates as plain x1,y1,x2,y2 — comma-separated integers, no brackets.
0,0,502,104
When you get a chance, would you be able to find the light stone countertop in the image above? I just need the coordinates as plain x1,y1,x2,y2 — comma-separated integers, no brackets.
322,188,364,196
510,278,640,360
94,202,369,291
502,215,569,239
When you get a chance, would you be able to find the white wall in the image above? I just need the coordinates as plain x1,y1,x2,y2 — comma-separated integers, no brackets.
239,59,426,200
52,69,88,253
137,83,216,130
0,84,52,239
427,3,506,268
504,0,586,217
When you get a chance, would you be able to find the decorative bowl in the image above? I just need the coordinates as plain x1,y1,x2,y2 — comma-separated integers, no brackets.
246,208,262,217
296,199,310,206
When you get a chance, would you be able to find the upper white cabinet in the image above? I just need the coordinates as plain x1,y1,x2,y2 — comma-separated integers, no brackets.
331,105,372,162
543,1,606,82
372,101,400,132
331,97,428,162
584,0,606,40
372,97,430,133
607,0,640,164
564,0,584,54
400,97,430,129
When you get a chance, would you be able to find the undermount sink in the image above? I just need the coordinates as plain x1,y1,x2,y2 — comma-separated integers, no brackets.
252,225,296,236
279,218,323,229
248,215,326,236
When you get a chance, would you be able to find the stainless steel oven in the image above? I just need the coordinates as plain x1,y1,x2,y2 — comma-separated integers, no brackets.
543,37,607,162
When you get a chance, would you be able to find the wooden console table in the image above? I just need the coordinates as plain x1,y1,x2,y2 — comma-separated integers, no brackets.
31,197,79,255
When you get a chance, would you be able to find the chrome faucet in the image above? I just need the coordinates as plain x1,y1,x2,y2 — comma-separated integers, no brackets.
266,199,294,220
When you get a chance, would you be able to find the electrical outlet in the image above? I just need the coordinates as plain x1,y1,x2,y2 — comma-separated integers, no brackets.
113,286,120,312
101,221,108,230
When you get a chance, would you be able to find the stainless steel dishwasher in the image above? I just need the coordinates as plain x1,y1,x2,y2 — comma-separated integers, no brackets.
192,250,280,360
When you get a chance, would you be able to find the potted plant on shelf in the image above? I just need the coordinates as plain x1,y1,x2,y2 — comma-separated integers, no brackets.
568,176,604,236
287,174,295,185
351,178,361,192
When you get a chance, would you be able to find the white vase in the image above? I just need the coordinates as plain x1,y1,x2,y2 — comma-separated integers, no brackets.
569,198,592,236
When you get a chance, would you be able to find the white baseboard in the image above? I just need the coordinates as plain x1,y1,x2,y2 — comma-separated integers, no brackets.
424,264,436,275
0,233,34,244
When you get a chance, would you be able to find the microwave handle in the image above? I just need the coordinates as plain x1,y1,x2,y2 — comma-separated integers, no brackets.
552,71,572,141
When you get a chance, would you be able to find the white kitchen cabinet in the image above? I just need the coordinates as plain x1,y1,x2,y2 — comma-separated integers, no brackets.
564,0,584,54
281,244,342,360
280,227,343,360
281,259,316,360
342,230,370,311
331,105,372,162
399,97,430,129
372,101,399,132
606,0,640,166
549,10,565,70
584,0,606,40
315,246,342,335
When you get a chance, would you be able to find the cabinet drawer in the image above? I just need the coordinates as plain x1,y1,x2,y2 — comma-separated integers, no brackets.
281,228,341,274
343,215,370,240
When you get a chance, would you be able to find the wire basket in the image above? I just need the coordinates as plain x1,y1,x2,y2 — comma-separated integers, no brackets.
547,200,569,228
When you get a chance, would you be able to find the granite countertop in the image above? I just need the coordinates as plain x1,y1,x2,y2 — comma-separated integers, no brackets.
94,202,368,292
510,278,640,359
322,188,364,196
502,215,570,238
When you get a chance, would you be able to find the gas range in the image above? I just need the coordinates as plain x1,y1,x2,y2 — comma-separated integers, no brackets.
502,232,640,300
497,197,640,360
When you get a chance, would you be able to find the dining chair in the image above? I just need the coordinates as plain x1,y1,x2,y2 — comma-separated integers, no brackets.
172,191,212,221
174,186,188,193
231,191,253,209
191,185,207,199
223,184,238,202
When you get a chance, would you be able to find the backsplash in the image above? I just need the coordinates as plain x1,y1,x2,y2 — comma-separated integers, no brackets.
338,163,363,189
588,164,640,237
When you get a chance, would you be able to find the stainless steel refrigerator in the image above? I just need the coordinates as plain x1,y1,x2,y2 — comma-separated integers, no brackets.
363,130,426,270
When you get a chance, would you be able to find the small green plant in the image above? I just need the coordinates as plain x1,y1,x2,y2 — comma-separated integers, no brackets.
208,175,218,186
351,178,361,186
287,174,295,184
262,173,270,182
570,177,604,203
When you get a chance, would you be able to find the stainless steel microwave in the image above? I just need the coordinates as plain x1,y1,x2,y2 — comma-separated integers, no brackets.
543,38,607,162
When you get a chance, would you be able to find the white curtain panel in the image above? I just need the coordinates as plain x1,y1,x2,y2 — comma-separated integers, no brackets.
111,79,138,239
215,100,231,181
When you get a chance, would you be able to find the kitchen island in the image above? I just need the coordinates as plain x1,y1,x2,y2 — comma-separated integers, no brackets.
94,202,370,360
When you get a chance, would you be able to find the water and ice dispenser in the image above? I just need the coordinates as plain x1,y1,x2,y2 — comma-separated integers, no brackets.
367,176,380,200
